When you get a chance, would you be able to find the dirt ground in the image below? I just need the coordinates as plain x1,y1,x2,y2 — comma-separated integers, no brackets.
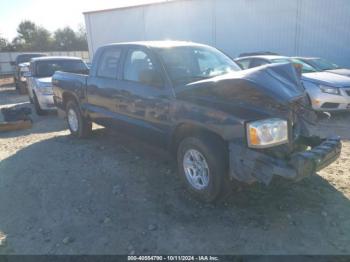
0,83,349,255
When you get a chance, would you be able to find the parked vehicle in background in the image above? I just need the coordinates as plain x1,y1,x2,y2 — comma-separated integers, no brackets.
27,56,89,115
294,57,350,78
238,52,280,58
52,41,341,202
12,53,46,93
235,55,350,112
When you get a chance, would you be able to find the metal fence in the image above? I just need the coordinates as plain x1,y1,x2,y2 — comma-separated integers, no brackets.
0,51,90,77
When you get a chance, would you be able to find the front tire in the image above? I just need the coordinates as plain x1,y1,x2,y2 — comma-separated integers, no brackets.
66,100,92,138
177,134,229,203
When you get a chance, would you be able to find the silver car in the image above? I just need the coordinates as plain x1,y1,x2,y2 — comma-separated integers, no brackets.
294,57,350,78
235,55,350,112
27,56,89,115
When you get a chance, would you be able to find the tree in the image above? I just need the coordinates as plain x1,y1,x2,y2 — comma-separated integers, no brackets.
0,37,8,50
17,20,37,43
53,26,88,51
8,21,88,52
31,26,52,51
53,27,77,51
0,36,14,51
75,25,88,51
14,21,52,51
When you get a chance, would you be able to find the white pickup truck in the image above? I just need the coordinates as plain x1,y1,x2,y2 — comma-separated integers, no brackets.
27,56,89,115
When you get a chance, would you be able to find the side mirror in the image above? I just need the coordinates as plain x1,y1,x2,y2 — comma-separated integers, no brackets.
292,63,303,79
10,61,16,66
139,69,163,87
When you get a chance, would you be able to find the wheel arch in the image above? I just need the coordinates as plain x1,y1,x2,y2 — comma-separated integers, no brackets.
62,92,80,109
169,122,228,157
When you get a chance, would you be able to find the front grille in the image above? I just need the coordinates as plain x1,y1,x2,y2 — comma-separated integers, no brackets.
321,102,339,109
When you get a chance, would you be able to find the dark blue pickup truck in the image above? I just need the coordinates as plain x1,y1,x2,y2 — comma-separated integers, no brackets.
52,41,341,202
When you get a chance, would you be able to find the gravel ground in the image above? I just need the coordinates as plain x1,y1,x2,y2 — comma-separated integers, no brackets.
0,85,349,255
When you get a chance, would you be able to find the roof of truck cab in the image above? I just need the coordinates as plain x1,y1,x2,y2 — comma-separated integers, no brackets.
103,41,210,49
31,56,82,62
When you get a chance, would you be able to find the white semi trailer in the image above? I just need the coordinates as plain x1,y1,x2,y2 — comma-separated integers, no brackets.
84,0,350,67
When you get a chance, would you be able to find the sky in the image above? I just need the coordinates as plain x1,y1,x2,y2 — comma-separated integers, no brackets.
0,0,169,40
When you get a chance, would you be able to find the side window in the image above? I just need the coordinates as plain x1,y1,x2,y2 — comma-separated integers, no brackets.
123,49,157,84
250,59,269,68
236,59,251,70
97,48,121,79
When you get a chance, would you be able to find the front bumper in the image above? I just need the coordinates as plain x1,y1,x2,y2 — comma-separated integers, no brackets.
229,137,341,185
36,93,56,110
309,88,350,111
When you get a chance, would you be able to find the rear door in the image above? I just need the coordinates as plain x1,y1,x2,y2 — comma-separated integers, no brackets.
116,47,173,146
85,46,124,125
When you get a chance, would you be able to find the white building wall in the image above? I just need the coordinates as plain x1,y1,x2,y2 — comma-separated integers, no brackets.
297,0,350,66
84,0,350,67
144,0,214,45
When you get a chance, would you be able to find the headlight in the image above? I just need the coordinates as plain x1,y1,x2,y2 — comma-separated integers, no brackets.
319,85,340,95
37,81,53,95
247,118,288,148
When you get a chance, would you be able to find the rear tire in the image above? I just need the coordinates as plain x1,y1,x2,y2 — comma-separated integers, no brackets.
66,100,92,138
177,134,229,203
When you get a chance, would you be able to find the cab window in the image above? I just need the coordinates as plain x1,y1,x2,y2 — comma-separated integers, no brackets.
123,49,163,87
123,49,155,82
97,48,122,79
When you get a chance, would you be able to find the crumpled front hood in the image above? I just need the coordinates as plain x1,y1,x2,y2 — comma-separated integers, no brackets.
302,71,350,88
326,68,350,78
176,63,305,121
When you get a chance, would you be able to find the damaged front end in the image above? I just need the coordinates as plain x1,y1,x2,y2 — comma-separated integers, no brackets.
227,64,342,185
229,136,341,185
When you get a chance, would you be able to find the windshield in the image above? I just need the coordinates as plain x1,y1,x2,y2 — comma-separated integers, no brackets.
271,58,317,73
307,58,341,71
35,60,88,78
17,54,43,64
156,46,241,85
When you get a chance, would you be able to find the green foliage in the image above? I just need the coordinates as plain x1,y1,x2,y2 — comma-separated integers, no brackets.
0,37,8,50
17,20,36,43
0,20,88,52
53,26,87,51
